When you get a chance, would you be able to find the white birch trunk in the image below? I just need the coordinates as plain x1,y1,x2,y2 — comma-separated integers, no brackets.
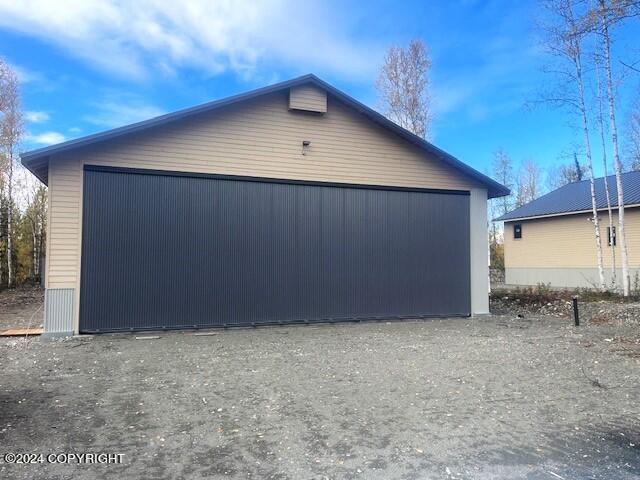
600,0,630,295
573,20,606,290
595,59,616,289
7,158,13,288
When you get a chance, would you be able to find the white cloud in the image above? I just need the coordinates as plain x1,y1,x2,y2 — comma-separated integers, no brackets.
8,63,44,84
0,0,381,81
24,110,49,123
431,83,476,116
27,131,66,145
84,93,165,128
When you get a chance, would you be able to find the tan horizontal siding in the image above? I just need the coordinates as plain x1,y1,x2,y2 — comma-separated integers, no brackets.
80,92,477,190
504,207,640,269
47,155,82,289
289,85,327,112
46,89,480,295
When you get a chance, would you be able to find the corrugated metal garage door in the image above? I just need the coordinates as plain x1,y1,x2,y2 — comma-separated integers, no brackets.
80,166,470,332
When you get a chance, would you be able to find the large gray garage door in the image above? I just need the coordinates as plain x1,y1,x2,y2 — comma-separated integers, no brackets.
80,166,470,332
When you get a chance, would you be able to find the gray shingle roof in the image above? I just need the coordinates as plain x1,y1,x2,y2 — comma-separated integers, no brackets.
495,170,640,221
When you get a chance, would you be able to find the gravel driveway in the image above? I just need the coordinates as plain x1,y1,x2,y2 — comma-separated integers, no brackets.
1,315,639,479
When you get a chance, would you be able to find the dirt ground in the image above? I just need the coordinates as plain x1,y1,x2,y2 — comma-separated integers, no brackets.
1,314,639,479
0,285,44,330
491,288,640,326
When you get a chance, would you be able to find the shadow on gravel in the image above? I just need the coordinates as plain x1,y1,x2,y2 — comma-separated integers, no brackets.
484,418,640,479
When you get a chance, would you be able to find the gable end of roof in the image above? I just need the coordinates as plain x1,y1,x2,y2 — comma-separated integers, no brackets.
21,74,509,198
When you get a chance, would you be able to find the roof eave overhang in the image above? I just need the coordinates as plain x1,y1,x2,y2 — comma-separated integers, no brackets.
494,203,640,222
21,155,49,185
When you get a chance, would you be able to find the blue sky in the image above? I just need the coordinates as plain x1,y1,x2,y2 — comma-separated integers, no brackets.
1,0,638,183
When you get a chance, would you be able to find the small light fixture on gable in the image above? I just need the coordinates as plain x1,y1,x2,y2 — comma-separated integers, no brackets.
302,140,311,155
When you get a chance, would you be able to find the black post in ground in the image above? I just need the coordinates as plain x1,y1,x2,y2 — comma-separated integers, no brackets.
572,297,579,326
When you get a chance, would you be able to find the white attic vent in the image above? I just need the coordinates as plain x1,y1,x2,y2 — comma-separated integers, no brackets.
289,85,327,113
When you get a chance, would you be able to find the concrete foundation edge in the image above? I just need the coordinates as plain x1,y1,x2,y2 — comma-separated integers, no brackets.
505,267,640,289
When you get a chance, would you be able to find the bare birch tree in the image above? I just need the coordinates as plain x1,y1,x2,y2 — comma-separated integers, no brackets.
17,167,47,283
539,0,606,290
25,186,47,282
489,149,516,271
516,159,543,207
547,153,586,190
0,58,22,288
492,149,516,216
588,0,640,295
594,52,617,287
377,39,432,138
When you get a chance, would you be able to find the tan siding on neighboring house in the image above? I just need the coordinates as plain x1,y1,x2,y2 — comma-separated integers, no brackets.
504,207,640,269
45,89,482,327
289,85,327,112
601,208,640,267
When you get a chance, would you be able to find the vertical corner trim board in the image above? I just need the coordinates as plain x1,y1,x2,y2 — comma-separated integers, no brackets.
469,188,489,315
44,288,75,337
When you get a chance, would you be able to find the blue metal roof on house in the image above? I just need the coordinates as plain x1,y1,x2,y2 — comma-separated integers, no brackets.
496,170,640,221
21,74,509,198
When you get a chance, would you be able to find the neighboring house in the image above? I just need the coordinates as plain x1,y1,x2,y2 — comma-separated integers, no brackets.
496,171,640,288
22,74,508,336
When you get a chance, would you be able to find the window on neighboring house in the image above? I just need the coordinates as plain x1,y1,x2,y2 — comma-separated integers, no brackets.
607,226,616,246
514,223,522,239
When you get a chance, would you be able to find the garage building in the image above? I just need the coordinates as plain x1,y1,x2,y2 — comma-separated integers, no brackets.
22,74,509,336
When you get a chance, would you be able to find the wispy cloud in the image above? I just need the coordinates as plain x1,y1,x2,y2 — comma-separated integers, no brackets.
425,1,542,128
431,83,476,116
84,93,165,129
431,39,539,125
27,131,65,145
0,0,381,81
24,110,49,123
8,63,44,84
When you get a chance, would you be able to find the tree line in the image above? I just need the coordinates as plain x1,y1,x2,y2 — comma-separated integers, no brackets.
0,58,47,288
